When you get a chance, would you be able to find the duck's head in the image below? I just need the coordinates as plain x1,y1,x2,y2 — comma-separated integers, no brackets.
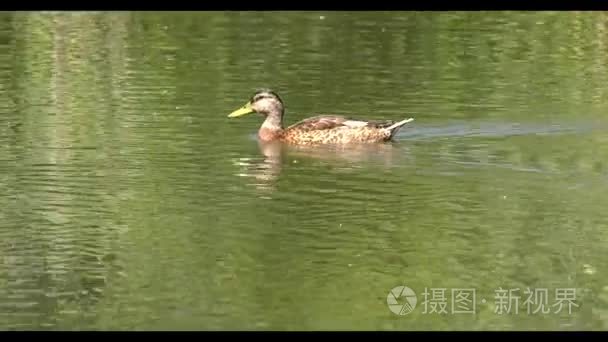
228,89,284,118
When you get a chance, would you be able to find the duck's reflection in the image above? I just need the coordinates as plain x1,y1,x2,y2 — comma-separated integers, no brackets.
232,141,283,195
234,140,411,196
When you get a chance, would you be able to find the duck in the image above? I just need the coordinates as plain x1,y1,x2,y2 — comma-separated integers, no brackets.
227,89,414,145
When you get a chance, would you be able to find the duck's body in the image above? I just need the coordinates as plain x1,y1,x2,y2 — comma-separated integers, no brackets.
276,115,414,145
228,89,414,145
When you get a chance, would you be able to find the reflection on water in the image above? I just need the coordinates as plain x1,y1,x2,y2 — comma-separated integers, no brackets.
235,140,413,195
233,141,284,194
1,11,608,330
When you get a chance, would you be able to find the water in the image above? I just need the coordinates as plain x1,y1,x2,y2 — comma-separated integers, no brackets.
1,11,608,330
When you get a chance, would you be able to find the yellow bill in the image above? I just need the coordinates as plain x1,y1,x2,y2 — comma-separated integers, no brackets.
228,102,254,117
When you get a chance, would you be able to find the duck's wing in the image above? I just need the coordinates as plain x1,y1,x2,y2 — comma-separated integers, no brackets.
286,115,396,132
285,115,349,132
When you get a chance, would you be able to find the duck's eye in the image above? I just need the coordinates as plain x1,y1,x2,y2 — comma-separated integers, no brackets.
253,95,269,103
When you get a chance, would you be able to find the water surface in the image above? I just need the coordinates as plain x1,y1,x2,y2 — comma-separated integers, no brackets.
1,11,608,330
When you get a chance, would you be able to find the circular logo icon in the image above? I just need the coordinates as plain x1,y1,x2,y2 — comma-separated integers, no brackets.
387,286,417,315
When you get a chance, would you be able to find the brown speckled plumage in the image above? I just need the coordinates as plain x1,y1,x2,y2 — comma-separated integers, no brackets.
228,89,414,145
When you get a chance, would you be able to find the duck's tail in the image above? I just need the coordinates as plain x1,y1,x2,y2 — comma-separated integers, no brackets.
386,118,414,131
385,118,414,139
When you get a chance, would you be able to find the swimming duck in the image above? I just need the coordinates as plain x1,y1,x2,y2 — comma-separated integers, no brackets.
228,89,414,145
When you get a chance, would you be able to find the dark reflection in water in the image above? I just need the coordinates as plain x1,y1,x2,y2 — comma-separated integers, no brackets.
1,11,608,330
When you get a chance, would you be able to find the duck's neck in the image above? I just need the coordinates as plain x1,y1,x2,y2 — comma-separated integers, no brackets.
259,112,284,141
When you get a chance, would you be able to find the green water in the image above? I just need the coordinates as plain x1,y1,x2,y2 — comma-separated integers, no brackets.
1,11,608,330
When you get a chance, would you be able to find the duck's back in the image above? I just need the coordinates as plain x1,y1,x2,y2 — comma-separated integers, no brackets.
282,115,394,144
